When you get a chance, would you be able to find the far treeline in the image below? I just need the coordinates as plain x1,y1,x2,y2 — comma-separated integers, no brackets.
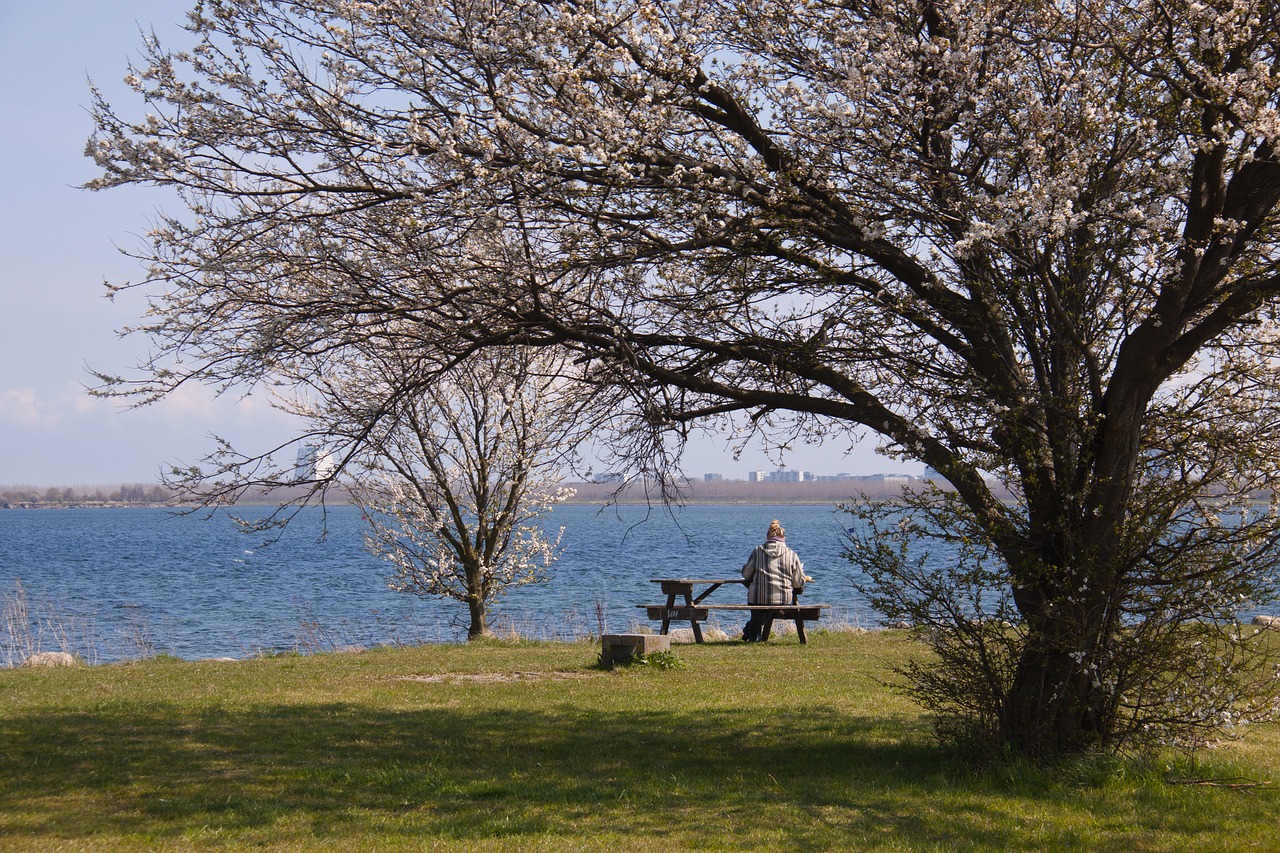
0,484,174,508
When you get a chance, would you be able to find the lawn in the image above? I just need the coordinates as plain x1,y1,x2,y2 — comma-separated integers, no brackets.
1,630,1277,851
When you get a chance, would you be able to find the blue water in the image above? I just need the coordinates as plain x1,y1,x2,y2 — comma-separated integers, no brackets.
0,504,873,662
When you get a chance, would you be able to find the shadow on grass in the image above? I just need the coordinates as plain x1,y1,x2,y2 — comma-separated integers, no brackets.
0,701,1270,849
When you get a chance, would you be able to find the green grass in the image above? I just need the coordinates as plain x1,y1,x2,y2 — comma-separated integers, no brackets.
1,631,1277,851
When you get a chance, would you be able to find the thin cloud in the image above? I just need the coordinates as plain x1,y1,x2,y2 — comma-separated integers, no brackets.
0,388,62,429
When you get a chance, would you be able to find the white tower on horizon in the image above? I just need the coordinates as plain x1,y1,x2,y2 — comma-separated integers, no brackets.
293,444,336,482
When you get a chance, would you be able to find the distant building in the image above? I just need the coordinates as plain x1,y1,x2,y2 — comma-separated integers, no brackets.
704,473,724,482
855,472,917,484
593,472,626,484
741,468,919,484
293,444,335,481
766,469,811,482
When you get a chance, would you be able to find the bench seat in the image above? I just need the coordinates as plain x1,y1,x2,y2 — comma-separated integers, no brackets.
703,604,829,617
637,603,831,643
639,605,710,621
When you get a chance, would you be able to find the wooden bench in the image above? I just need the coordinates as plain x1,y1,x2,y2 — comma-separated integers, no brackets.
637,600,831,644
639,604,710,634
704,604,830,644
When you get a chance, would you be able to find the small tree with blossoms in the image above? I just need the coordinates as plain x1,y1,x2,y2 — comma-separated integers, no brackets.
88,0,1280,755
327,348,577,640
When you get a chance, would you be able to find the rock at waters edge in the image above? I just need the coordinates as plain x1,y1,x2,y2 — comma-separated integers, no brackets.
21,651,78,668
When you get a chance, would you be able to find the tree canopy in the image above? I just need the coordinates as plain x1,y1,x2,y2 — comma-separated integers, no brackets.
89,0,1280,756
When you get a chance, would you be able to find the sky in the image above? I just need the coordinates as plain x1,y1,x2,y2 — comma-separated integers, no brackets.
0,0,917,487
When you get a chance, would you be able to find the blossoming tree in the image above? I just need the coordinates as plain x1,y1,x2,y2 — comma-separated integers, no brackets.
326,348,577,640
88,0,1280,756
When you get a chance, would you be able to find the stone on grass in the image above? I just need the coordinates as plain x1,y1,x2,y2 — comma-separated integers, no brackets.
600,633,671,665
1252,615,1279,627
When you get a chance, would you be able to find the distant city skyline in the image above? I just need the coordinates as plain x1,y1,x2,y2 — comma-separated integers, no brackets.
1,458,925,490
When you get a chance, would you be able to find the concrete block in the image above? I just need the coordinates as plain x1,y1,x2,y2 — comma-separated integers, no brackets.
601,633,671,665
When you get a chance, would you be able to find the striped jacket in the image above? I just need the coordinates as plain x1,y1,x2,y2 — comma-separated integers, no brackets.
742,540,806,605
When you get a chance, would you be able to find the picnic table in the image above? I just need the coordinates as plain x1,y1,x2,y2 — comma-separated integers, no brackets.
638,578,830,644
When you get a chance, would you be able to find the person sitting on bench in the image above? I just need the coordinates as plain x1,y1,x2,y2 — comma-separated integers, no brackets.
741,519,807,642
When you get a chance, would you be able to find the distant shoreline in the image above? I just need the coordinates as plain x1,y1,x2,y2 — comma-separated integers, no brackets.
0,477,983,511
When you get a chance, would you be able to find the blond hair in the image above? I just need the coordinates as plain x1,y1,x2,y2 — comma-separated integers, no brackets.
767,519,785,540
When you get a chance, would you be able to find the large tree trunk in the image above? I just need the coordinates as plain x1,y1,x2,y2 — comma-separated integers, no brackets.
989,361,1144,756
1001,628,1108,756
998,471,1130,756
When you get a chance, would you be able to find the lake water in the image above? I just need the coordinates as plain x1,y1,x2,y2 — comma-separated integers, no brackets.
0,504,876,662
